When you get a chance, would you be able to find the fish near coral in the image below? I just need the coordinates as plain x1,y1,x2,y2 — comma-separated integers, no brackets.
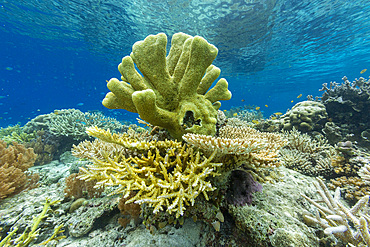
102,32,232,140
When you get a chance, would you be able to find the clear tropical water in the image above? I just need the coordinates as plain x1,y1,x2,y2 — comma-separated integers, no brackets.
0,0,370,127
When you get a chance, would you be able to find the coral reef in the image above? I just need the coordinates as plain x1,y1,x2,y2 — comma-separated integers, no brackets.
322,121,343,144
102,32,232,140
24,109,123,141
0,124,35,144
225,170,262,206
73,126,222,219
280,128,337,177
66,196,119,238
223,105,264,122
280,100,328,132
359,163,370,184
183,125,286,185
327,154,370,203
302,178,370,246
22,109,124,158
25,130,57,166
183,125,286,170
227,167,319,247
0,140,39,199
117,193,141,228
0,148,330,246
328,176,370,203
318,76,370,149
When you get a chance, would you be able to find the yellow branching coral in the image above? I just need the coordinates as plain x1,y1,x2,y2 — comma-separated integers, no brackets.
73,126,222,218
85,126,182,152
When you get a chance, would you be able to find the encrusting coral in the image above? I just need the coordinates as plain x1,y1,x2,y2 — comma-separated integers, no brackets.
73,126,222,218
0,140,39,199
102,32,232,140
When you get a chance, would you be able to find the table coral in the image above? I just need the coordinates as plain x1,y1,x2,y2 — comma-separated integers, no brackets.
183,125,286,172
23,109,123,141
102,32,232,140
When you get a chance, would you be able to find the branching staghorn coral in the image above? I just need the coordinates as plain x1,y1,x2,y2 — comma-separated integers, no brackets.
280,128,337,177
302,178,370,246
73,126,222,218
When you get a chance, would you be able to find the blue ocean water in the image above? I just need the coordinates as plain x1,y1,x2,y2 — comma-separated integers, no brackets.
0,0,369,127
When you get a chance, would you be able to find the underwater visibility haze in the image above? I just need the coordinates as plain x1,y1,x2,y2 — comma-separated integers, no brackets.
1,0,370,247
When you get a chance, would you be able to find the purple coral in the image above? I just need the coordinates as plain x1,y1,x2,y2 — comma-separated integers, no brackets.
226,170,263,206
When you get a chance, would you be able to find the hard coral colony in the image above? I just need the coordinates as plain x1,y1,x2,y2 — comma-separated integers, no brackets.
72,33,287,232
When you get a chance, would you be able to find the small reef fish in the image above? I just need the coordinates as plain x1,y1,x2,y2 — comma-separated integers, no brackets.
255,106,260,110
274,112,283,116
241,99,245,102
265,105,268,108
5,67,13,71
271,117,277,120
233,113,238,116
223,109,227,112
77,103,84,106
252,120,259,124
360,69,367,74
0,96,5,99
291,100,294,103
297,94,302,98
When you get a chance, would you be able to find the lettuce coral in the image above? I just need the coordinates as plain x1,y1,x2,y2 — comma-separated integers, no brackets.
102,32,232,140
